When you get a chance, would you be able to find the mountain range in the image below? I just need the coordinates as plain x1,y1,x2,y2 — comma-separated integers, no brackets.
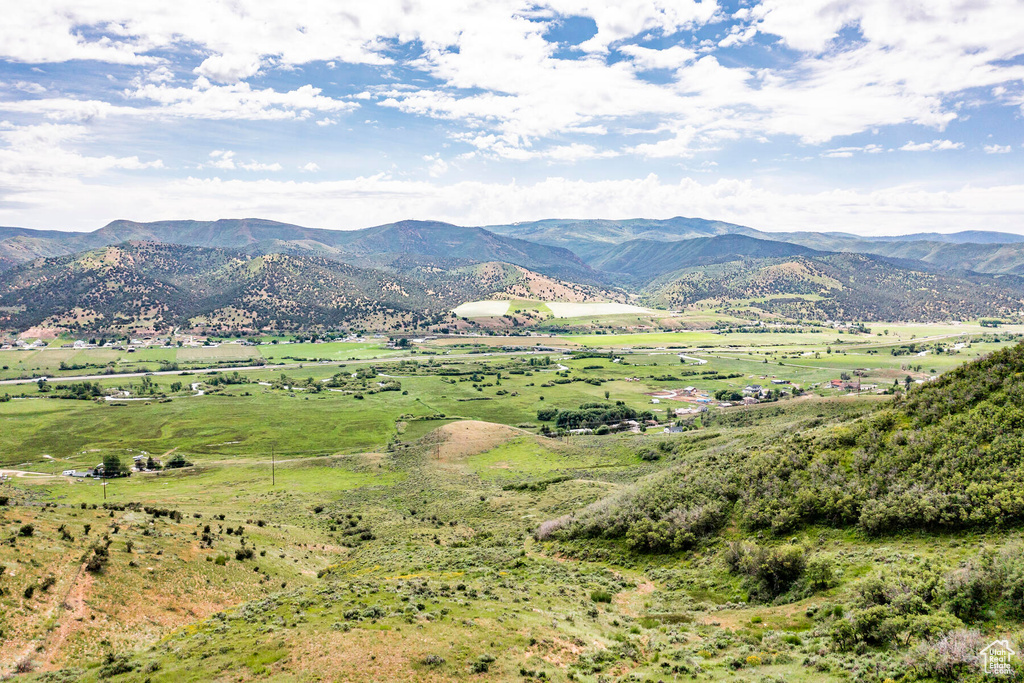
1,217,1023,333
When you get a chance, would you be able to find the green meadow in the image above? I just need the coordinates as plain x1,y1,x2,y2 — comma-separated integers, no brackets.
3,331,1024,681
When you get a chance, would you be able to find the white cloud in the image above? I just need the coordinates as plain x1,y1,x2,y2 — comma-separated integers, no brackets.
127,78,359,120
0,98,139,122
239,161,283,172
900,139,963,152
984,144,1011,154
619,45,697,70
299,162,320,172
1,1,1022,159
0,123,163,178
202,150,282,171
821,144,885,158
205,149,235,170
194,54,263,83
4,162,1024,238
7,81,48,95
423,154,449,177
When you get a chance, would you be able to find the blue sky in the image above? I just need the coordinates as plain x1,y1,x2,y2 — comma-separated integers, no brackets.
0,0,1022,235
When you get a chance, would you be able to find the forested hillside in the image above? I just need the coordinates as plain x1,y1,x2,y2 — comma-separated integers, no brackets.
0,243,460,332
644,253,1024,320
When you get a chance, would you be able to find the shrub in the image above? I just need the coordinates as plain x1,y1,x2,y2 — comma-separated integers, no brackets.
725,542,808,601
910,629,983,681
590,589,613,603
18,524,33,537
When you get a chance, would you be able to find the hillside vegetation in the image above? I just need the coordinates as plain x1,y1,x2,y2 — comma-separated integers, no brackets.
644,253,1024,320
544,342,1024,547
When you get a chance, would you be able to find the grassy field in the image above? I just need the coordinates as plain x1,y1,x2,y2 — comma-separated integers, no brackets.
0,341,405,380
2,333,1023,681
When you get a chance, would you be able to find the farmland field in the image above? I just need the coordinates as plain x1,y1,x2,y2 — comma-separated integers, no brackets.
2,331,1024,681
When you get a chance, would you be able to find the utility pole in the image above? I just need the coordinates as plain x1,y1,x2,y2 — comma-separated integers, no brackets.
271,445,275,486
102,481,106,500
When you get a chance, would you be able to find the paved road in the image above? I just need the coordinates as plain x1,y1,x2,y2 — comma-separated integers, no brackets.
0,348,575,387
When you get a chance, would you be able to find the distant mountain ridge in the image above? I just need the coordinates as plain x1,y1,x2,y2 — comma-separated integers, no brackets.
586,235,821,282
0,218,599,284
2,216,1024,333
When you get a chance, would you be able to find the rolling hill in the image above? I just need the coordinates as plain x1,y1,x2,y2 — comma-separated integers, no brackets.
643,252,1024,320
0,243,460,332
0,241,618,334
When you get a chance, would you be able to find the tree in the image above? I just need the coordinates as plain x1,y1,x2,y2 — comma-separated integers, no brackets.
101,454,124,478
166,453,192,469
904,375,913,390
37,378,50,392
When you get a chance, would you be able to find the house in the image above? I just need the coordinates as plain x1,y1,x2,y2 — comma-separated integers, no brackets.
742,385,763,394
73,340,88,349
664,425,685,434
771,379,789,385
743,396,758,405
650,398,660,404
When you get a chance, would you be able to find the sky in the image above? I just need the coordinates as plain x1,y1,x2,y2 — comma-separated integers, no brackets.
0,0,1022,236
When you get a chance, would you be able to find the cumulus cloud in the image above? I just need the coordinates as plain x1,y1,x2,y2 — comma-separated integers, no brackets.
0,1,1020,160
0,123,163,178
0,1,1022,232
194,54,263,83
900,139,963,152
984,144,1011,154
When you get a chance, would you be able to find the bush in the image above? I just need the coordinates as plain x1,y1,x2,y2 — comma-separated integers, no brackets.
18,524,33,537
910,629,984,681
590,589,613,603
725,542,808,601
536,407,558,421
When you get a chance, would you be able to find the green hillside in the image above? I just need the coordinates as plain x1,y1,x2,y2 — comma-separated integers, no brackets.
0,243,461,332
546,341,1024,549
643,253,1024,320
586,234,819,280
